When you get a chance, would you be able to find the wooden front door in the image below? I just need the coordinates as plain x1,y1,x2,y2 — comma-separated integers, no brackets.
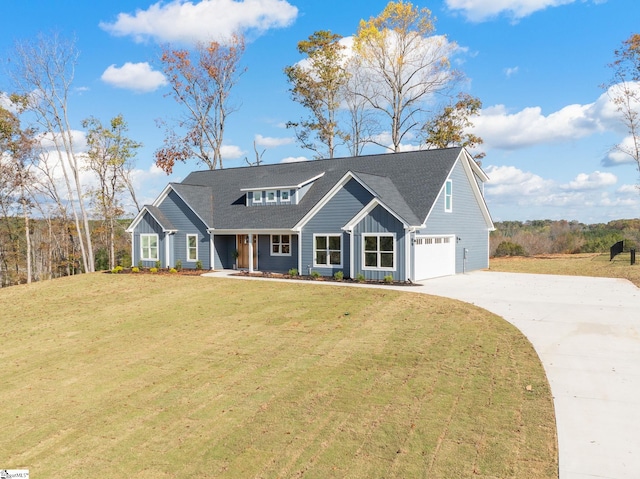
237,234,258,269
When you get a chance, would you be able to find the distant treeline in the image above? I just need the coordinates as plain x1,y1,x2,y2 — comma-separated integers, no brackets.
490,219,640,257
0,216,131,287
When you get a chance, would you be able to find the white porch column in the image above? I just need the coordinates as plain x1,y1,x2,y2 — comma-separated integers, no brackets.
248,233,254,273
209,231,215,270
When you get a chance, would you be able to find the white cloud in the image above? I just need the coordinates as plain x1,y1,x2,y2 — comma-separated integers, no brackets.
221,144,245,159
504,66,519,78
101,62,168,93
561,171,617,191
484,165,554,199
100,0,298,45
445,0,578,22
280,156,309,163
254,134,294,148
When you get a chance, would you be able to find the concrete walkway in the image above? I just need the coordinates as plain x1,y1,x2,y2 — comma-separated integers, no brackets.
204,270,640,479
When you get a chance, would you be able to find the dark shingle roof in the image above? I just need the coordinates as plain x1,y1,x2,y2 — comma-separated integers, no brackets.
178,148,465,230
146,205,177,231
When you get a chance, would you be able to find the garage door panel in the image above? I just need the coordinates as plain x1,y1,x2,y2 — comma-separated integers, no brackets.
415,235,455,280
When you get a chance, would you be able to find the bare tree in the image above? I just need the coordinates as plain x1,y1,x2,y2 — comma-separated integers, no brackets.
353,1,460,152
156,35,246,174
8,32,95,272
605,33,640,177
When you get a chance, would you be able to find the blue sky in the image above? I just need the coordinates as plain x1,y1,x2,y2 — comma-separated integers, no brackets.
1,0,639,223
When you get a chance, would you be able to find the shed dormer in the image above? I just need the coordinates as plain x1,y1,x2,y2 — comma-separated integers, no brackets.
241,172,324,206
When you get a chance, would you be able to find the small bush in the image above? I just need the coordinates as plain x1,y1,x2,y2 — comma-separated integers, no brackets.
288,268,298,276
384,274,394,284
494,241,525,257
175,260,182,271
150,267,158,274
311,271,321,279
155,260,161,269
356,273,366,282
131,267,140,273
169,268,178,274
195,260,203,270
333,271,344,281
111,265,123,274
137,260,143,269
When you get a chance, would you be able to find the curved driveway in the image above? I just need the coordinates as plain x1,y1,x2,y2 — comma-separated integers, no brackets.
414,271,640,479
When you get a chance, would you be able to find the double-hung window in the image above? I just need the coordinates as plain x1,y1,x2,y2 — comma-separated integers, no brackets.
141,234,158,261
363,234,395,270
314,234,341,266
187,234,198,261
266,190,276,203
280,190,290,202
271,234,291,256
252,191,263,204
444,179,452,212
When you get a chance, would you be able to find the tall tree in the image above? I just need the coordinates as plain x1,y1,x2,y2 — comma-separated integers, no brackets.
422,93,485,160
156,35,246,174
605,33,640,176
83,115,141,270
8,33,95,272
354,1,460,152
285,30,350,159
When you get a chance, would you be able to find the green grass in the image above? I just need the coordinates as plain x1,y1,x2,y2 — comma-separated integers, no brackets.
1,274,557,478
490,252,640,287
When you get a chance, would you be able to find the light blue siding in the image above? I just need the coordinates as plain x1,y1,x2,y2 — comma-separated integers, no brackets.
301,178,373,278
420,160,490,273
133,213,167,267
353,205,407,281
158,190,211,269
257,234,298,272
213,235,235,269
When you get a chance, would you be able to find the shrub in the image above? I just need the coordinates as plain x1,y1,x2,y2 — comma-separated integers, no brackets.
311,270,321,279
169,268,178,274
494,241,526,257
150,267,158,274
356,273,366,282
195,260,203,270
288,268,298,276
333,271,344,281
137,260,143,269
384,274,394,284
111,265,123,274
175,260,182,271
155,260,161,269
131,267,140,273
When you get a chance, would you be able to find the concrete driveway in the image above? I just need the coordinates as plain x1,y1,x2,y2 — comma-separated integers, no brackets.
413,271,640,479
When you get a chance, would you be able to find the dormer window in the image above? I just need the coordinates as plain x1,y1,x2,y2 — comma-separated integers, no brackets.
281,190,290,202
252,191,262,203
266,190,276,202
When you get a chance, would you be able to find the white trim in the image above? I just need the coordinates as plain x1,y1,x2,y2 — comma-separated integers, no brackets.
270,234,292,256
312,233,343,268
280,189,291,202
140,233,159,261
362,233,396,271
152,183,212,229
186,234,198,262
252,191,263,204
126,205,177,233
444,179,453,213
266,190,277,203
342,198,410,232
210,232,215,270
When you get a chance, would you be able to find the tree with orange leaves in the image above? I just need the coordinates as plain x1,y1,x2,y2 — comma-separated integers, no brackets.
156,35,246,174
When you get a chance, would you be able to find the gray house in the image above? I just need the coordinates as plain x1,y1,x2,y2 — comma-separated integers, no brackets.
126,147,494,281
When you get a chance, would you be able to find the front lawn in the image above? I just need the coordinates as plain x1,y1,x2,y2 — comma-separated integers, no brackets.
1,274,557,478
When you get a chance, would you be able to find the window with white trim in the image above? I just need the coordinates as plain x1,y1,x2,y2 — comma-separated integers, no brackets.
141,234,159,261
314,234,341,266
445,179,452,212
187,234,198,261
280,190,290,202
363,234,395,270
271,234,291,256
266,190,276,202
252,191,263,203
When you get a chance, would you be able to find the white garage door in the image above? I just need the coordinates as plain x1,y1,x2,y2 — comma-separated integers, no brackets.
414,235,456,280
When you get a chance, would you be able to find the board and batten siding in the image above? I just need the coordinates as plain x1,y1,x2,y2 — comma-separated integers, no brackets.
213,234,236,270
134,212,168,267
301,178,373,277
257,234,298,273
158,190,211,269
352,204,407,282
420,159,490,273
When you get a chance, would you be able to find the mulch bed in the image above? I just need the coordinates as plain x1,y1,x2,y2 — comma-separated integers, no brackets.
233,270,418,286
